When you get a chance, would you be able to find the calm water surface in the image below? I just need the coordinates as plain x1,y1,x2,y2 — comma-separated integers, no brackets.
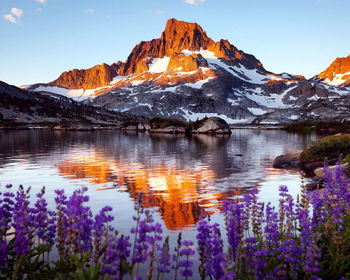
0,129,321,239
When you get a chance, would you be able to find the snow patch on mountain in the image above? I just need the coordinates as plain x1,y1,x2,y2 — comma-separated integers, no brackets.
184,77,214,89
227,98,240,106
130,80,145,86
178,108,252,124
324,72,350,86
245,85,298,109
148,57,171,73
182,49,216,59
247,107,267,115
29,85,100,101
111,75,130,84
207,59,268,85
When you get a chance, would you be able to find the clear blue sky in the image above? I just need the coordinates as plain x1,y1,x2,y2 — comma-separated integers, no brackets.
1,0,349,86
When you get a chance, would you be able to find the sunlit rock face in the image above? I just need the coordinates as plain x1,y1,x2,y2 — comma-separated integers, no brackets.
315,55,350,87
118,18,262,75
27,19,350,123
50,62,122,90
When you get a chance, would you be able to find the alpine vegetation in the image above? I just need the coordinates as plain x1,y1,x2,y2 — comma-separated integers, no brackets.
1,164,350,279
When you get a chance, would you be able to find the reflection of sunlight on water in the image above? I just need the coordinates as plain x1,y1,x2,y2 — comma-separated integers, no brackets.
47,147,305,229
56,150,226,229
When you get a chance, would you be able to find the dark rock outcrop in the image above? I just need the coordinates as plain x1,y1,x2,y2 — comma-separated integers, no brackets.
273,152,301,168
0,80,134,127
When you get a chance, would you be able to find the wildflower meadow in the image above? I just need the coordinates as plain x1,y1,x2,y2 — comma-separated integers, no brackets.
1,163,350,279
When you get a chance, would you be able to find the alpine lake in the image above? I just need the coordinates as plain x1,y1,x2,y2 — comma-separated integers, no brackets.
0,128,324,241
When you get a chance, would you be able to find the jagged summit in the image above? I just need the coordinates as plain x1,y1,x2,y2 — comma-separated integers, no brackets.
316,55,350,87
161,18,212,53
50,18,265,89
119,18,263,75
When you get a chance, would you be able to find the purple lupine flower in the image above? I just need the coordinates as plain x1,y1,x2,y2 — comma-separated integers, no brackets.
252,248,269,279
0,184,15,238
103,233,132,278
13,185,32,255
244,237,258,276
65,187,93,253
250,187,263,237
32,187,56,244
310,190,327,229
279,185,289,232
196,219,211,277
93,205,114,262
54,189,69,257
220,271,236,280
277,235,301,278
179,240,195,279
209,223,225,279
276,187,301,277
196,219,225,279
94,206,114,236
0,184,15,268
297,205,321,277
242,191,252,232
131,209,163,265
264,203,279,250
303,243,321,275
156,236,171,274
244,237,269,279
222,201,245,262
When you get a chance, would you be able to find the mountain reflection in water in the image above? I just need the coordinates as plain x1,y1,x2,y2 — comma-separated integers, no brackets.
57,135,242,229
0,130,321,231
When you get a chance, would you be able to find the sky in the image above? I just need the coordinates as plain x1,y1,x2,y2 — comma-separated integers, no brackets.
0,0,349,86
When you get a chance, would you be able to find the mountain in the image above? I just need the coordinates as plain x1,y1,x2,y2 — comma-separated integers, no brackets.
314,55,350,87
0,80,135,127
25,19,350,124
51,62,122,89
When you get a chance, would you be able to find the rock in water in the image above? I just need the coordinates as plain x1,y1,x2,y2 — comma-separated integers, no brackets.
273,151,302,168
193,117,231,134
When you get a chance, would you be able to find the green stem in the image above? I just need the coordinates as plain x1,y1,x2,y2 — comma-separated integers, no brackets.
12,255,23,280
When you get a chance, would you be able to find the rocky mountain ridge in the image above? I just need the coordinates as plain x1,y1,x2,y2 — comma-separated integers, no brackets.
0,80,135,128
50,62,122,90
24,18,350,124
314,55,350,87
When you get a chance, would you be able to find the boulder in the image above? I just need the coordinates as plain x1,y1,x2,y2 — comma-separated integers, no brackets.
138,123,151,131
314,164,348,178
193,117,231,134
273,151,302,168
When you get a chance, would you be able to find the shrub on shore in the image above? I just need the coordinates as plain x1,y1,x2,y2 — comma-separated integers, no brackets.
1,164,350,279
300,134,350,163
283,120,350,133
